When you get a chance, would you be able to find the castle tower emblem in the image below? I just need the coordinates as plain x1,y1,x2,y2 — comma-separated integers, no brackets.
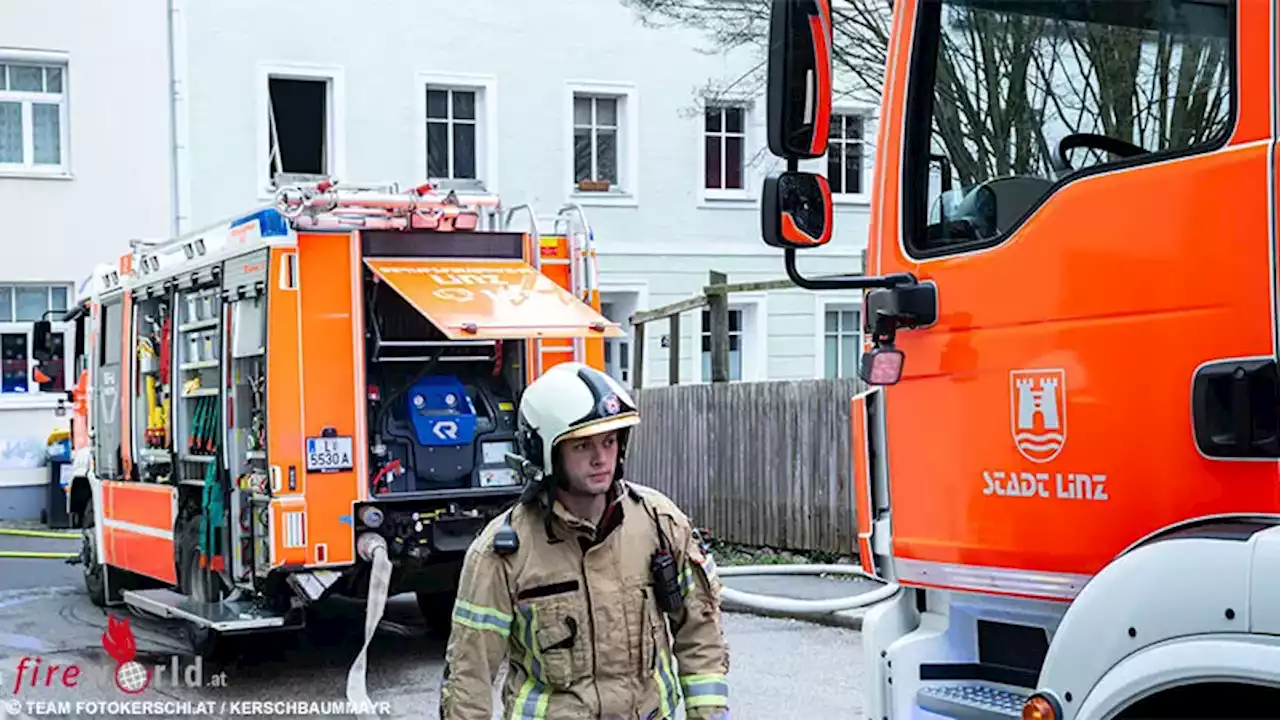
1010,369,1067,463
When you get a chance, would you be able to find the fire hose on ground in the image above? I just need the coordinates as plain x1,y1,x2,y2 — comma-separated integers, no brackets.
0,527,80,559
346,533,393,720
714,564,900,615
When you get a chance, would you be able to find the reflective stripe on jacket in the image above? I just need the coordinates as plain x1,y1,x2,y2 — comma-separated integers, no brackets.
439,480,731,720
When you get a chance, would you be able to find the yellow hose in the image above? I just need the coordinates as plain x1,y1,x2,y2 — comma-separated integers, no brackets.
0,528,79,540
0,551,78,559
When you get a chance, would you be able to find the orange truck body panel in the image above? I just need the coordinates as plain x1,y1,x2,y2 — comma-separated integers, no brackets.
101,480,177,585
291,232,366,568
363,257,624,342
856,0,1280,595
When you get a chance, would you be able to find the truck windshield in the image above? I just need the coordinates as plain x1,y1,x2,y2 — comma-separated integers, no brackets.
905,0,1234,253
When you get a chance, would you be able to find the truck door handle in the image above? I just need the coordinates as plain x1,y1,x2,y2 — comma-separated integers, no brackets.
1191,357,1280,458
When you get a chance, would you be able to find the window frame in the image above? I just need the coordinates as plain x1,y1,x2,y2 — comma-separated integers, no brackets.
0,320,74,398
900,0,1239,261
824,105,875,205
813,293,865,379
0,49,71,178
0,282,77,397
257,62,346,200
565,80,639,207
699,98,756,205
417,71,499,193
701,102,747,199
692,291,768,383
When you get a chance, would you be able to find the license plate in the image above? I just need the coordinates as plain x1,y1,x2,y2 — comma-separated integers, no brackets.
306,436,353,473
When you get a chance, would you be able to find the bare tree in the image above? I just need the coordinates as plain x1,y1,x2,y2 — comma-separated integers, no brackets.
621,0,1231,192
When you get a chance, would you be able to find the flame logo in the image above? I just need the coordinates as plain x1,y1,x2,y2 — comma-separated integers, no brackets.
101,614,150,694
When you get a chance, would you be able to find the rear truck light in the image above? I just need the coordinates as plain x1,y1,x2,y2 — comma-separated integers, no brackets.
1022,692,1061,720
358,505,385,529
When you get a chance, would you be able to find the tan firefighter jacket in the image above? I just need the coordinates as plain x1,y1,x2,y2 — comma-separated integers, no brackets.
438,479,731,720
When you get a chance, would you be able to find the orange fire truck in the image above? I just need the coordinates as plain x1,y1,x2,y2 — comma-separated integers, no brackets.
764,0,1280,718
57,179,620,657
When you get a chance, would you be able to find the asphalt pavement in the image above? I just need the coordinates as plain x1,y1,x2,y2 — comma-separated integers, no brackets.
0,564,866,719
0,530,82,594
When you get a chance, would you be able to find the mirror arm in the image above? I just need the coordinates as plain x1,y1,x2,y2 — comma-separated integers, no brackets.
784,248,918,290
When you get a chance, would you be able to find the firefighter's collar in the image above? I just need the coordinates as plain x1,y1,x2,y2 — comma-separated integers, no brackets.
550,480,629,536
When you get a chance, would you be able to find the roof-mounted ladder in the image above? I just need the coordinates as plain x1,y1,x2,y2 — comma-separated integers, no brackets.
274,179,503,232
501,203,600,376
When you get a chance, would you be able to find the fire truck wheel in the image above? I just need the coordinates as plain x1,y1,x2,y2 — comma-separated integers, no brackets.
416,591,455,637
177,514,230,661
81,503,132,607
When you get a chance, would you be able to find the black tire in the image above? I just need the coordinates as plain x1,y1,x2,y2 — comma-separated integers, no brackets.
81,504,131,606
176,514,229,661
416,590,456,637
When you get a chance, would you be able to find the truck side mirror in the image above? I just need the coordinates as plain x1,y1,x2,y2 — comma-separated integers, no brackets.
33,319,54,362
766,0,833,159
762,171,833,249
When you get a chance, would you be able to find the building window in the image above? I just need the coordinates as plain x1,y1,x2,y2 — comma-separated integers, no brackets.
704,105,746,191
700,307,743,381
0,283,71,394
0,60,67,172
267,76,329,187
426,87,477,181
823,306,862,379
828,113,866,196
573,94,620,192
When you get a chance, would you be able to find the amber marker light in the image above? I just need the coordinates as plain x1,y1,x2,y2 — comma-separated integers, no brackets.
1022,693,1061,720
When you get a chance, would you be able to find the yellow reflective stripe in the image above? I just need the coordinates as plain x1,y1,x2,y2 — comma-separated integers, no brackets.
653,647,679,717
508,605,551,719
680,562,694,597
452,599,513,636
680,673,729,708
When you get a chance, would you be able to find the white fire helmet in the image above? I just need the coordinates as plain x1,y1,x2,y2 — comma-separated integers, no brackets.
515,362,640,479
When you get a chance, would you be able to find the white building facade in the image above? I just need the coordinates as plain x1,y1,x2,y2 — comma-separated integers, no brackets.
0,0,874,509
0,0,172,509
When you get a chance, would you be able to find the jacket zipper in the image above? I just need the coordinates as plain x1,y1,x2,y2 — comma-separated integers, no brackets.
581,549,603,715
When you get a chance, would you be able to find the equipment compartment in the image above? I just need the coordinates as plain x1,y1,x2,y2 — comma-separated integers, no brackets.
132,287,175,478
222,252,271,584
175,284,222,483
363,274,525,495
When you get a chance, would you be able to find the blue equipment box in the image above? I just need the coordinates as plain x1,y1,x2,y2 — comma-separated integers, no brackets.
407,375,477,447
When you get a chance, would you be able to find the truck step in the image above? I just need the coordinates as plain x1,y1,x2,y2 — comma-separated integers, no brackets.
122,589,293,633
917,682,1029,720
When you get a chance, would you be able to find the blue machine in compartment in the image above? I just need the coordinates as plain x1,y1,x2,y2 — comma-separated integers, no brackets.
407,375,477,447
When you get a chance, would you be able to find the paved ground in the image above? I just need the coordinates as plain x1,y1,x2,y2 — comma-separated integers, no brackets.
0,558,866,719
0,531,82,594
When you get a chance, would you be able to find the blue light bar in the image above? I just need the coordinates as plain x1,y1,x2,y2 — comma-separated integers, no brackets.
230,208,290,238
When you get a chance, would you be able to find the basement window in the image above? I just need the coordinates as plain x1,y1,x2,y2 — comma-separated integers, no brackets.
267,77,329,187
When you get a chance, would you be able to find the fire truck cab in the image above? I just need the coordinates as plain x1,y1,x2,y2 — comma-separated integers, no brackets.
763,0,1280,718
61,179,620,657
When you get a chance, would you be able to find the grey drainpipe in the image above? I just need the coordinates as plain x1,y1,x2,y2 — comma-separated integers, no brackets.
165,0,189,236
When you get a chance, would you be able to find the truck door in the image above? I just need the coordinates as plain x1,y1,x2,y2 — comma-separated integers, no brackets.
93,295,125,479
874,0,1273,596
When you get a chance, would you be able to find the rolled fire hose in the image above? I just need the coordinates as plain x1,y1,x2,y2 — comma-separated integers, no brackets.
347,532,392,720
715,564,901,615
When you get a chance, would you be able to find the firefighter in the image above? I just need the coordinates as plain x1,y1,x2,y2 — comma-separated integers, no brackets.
438,362,731,720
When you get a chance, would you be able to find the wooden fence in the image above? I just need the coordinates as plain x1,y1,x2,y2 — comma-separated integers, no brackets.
625,376,866,554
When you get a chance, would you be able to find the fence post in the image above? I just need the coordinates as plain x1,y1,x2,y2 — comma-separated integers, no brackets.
632,322,646,389
668,313,681,385
708,270,729,383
